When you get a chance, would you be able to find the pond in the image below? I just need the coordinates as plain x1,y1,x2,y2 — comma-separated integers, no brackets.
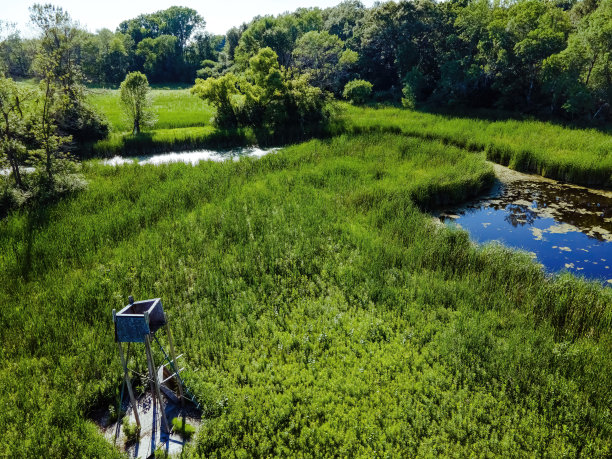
102,146,275,166
439,164,612,285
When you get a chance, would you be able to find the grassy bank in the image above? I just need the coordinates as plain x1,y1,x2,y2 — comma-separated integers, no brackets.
1,133,610,456
89,126,256,157
340,104,612,188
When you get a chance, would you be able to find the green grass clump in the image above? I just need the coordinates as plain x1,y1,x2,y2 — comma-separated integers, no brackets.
339,103,612,187
122,417,140,444
172,417,196,440
0,133,610,457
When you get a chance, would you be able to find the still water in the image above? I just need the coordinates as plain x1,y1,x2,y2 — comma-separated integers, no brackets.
102,146,275,166
439,164,612,284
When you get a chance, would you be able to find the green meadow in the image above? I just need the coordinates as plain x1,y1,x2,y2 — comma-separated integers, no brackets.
88,88,215,132
1,133,611,456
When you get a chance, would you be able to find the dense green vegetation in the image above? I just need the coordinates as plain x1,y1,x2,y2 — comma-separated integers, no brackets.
3,0,612,122
340,104,612,187
1,133,611,456
1,1,611,457
84,87,612,187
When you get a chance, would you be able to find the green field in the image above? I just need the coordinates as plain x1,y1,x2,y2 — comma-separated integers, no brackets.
1,133,611,456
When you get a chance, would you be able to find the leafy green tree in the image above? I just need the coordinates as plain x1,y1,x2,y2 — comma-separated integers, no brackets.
191,73,241,127
193,48,329,135
323,0,366,46
120,71,154,134
34,56,72,182
293,31,357,93
81,29,130,85
0,26,36,79
157,6,204,55
30,4,84,99
234,10,324,68
30,4,108,147
136,35,179,82
543,0,612,118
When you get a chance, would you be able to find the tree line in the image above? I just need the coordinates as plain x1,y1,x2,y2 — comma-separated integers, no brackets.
4,0,610,122
0,5,221,85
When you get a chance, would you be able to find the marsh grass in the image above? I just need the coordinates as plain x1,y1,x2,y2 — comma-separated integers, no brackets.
1,133,610,456
340,103,612,187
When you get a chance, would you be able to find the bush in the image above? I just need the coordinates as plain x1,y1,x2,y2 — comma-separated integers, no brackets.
401,84,416,109
57,100,109,147
343,79,373,105
0,178,29,218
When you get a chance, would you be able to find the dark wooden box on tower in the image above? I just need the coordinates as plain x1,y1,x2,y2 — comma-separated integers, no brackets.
114,298,166,342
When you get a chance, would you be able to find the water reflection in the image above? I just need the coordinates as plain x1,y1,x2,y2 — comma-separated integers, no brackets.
439,164,612,284
102,147,275,167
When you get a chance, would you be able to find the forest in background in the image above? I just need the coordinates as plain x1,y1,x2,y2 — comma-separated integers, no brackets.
1,0,611,123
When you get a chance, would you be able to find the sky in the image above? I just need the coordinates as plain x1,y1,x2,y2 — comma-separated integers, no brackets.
0,0,377,37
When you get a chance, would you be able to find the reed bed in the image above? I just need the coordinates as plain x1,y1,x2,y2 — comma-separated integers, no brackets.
340,104,612,187
1,133,610,456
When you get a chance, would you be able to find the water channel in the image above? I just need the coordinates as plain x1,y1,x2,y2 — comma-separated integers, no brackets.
438,164,612,285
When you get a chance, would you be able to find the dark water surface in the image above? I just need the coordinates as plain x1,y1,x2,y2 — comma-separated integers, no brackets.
439,164,612,285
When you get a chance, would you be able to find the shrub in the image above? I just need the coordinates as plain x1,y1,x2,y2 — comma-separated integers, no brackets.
56,100,109,146
401,84,416,109
343,79,373,105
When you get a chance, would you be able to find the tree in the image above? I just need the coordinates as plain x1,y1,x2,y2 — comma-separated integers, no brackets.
158,6,204,55
293,31,357,93
136,35,179,82
324,0,366,45
191,73,240,127
193,48,329,135
120,71,154,134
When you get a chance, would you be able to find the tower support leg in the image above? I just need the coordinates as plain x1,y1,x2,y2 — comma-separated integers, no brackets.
117,342,141,427
145,334,170,433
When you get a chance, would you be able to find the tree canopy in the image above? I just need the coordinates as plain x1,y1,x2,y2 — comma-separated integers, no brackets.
1,0,611,121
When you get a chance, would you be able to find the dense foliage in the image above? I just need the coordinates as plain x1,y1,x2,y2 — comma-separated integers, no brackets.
192,48,330,137
2,0,612,121
343,79,373,104
0,133,610,456
0,5,100,216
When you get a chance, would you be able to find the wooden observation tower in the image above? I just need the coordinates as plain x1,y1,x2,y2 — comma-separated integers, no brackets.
112,297,197,433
